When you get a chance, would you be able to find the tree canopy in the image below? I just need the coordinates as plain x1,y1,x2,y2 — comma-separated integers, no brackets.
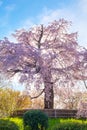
0,19,87,109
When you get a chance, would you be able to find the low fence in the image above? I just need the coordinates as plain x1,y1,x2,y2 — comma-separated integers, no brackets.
12,109,77,118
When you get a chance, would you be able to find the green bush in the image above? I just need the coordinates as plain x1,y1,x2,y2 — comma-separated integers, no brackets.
52,122,87,130
9,117,24,130
23,110,48,130
0,119,19,130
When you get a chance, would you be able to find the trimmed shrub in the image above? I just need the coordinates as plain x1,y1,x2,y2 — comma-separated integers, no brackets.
0,119,19,130
52,122,87,130
23,110,48,130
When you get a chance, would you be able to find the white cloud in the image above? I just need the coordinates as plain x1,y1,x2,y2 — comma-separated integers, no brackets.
38,8,75,25
8,33,17,43
78,0,87,13
5,4,15,12
5,0,87,48
0,4,16,29
37,4,87,48
73,20,87,48
0,13,10,27
19,19,34,29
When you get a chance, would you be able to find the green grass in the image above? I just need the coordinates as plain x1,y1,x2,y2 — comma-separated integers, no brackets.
48,118,87,130
1,117,87,130
48,118,60,130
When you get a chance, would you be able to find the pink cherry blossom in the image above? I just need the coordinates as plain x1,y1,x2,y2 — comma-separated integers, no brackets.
0,19,87,109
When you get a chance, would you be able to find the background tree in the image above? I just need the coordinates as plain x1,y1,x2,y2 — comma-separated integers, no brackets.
0,19,87,109
77,101,87,118
54,85,84,109
0,87,31,117
15,91,31,110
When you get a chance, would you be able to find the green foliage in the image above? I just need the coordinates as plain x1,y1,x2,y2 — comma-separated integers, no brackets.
0,117,87,130
23,110,48,130
0,119,19,130
9,117,24,130
52,122,87,130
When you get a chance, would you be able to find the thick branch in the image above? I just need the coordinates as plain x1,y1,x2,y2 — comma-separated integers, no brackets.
7,69,22,73
37,25,43,49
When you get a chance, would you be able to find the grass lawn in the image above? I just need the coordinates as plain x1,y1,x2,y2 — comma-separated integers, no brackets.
48,118,87,130
1,117,87,130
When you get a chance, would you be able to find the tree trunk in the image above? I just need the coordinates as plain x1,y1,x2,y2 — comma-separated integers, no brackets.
44,83,54,109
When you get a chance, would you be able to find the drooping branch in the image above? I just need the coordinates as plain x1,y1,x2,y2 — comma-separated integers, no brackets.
30,89,44,99
83,80,87,89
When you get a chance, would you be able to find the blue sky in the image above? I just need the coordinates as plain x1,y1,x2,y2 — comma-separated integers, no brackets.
0,0,87,48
